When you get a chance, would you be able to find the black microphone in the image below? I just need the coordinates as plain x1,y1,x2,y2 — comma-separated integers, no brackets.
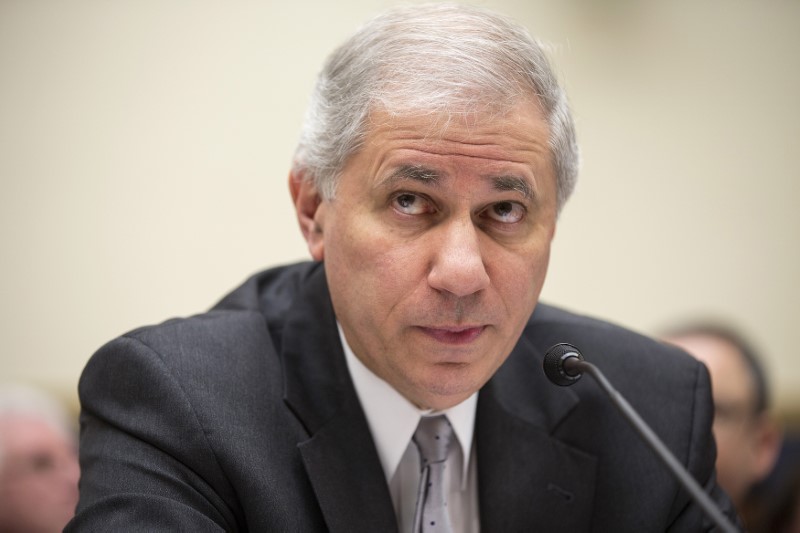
543,343,738,533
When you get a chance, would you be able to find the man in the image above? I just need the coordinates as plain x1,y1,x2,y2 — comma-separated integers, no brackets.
68,4,739,531
0,384,80,533
663,324,781,522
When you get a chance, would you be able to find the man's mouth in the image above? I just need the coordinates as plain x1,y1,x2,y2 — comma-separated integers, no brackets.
417,325,486,345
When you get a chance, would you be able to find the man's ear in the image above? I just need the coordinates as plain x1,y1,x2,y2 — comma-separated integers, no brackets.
289,169,325,261
752,415,782,480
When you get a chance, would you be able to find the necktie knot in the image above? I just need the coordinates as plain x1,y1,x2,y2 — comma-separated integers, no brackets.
413,415,454,465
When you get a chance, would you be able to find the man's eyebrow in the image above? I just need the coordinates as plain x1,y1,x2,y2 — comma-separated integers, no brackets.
380,165,443,187
379,166,533,200
492,175,533,200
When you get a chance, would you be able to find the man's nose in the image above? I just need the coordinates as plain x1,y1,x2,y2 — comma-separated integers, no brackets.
427,217,490,297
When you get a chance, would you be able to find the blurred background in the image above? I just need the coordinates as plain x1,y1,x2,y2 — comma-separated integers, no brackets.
1,0,798,427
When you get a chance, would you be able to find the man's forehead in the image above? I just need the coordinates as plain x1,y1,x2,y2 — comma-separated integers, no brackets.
361,104,551,161
674,335,758,400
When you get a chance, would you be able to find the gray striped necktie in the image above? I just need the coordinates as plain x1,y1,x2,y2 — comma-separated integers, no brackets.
412,415,454,533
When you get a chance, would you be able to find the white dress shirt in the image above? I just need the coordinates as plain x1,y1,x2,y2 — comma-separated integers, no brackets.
340,325,480,532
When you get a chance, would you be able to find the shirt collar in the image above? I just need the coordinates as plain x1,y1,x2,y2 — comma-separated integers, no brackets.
338,323,477,485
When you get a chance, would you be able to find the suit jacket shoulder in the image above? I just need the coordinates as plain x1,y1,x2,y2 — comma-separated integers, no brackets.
69,262,396,532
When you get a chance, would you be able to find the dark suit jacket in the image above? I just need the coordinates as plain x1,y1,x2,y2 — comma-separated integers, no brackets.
67,262,739,532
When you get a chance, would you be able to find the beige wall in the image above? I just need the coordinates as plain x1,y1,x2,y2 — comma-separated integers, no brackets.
1,1,798,414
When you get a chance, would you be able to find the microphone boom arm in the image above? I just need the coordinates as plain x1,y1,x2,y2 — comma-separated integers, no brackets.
562,356,738,533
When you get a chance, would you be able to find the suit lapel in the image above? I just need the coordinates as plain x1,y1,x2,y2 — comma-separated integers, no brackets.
281,265,398,533
477,333,598,532
278,265,598,531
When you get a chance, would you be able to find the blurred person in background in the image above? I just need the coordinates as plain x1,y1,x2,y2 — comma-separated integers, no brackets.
0,383,80,533
663,322,783,530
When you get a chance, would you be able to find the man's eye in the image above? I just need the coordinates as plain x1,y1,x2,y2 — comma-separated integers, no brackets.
29,453,56,473
393,193,432,215
484,201,525,223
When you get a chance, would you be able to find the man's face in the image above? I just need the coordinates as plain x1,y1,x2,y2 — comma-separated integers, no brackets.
296,100,558,410
0,416,80,532
665,334,776,505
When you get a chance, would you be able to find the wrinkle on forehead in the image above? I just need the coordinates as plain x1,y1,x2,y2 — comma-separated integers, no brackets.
364,118,551,165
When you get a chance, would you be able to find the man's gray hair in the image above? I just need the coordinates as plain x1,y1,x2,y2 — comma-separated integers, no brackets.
293,3,580,212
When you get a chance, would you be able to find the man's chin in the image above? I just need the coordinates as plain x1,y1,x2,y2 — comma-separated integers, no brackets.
403,367,487,410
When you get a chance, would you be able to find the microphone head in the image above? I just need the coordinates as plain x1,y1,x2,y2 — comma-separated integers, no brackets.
543,343,585,387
